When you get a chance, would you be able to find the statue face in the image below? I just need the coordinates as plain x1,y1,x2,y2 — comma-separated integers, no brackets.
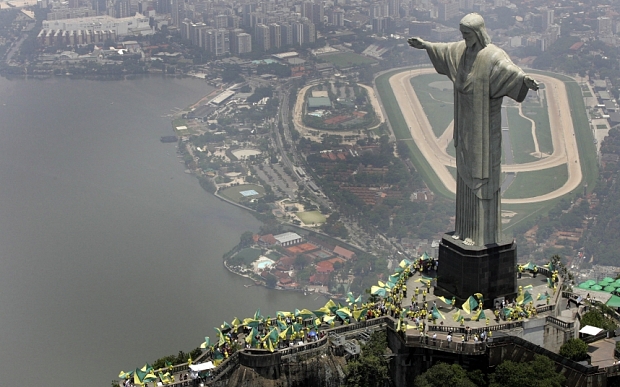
460,26,478,48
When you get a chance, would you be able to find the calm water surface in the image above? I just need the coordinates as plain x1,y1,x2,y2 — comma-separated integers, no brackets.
0,76,324,386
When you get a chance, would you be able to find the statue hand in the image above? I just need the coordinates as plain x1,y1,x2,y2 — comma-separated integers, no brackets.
408,37,426,49
524,75,539,91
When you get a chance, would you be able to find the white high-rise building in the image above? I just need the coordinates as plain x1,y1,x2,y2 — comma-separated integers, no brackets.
542,8,554,31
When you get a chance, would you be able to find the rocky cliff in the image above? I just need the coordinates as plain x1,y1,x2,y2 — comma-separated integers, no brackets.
217,351,347,387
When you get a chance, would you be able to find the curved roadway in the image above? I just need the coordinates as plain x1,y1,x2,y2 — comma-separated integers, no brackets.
387,68,582,204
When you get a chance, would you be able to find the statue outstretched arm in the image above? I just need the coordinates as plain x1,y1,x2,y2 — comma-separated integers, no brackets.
524,75,539,91
408,37,428,49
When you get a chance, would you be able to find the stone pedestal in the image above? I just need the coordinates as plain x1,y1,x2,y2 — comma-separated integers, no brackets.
437,232,517,306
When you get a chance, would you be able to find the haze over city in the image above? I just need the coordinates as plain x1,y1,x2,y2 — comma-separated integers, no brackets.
1,0,620,386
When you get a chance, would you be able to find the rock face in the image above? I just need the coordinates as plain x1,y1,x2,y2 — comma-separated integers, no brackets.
218,352,346,387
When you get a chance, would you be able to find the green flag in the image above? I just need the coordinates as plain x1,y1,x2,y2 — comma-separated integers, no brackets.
462,296,478,314
431,305,445,320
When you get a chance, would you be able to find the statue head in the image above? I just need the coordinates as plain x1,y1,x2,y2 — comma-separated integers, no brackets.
459,13,491,48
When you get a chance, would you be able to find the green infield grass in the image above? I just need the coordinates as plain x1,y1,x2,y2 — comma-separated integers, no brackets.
410,74,454,137
507,107,538,163
297,211,327,225
234,248,263,265
502,164,568,199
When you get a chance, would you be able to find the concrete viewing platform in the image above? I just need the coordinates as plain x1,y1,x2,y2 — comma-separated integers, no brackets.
401,268,559,334
121,265,620,387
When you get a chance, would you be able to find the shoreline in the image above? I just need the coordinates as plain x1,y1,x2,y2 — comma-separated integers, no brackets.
221,248,335,299
172,82,391,301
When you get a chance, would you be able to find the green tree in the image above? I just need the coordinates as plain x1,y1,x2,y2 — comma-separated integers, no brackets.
344,331,391,387
414,363,478,387
489,355,565,387
295,254,307,269
559,338,589,361
239,231,254,248
264,273,278,288
221,64,244,83
580,309,618,331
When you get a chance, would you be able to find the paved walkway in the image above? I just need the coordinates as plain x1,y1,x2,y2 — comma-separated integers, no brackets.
401,269,556,333
589,338,617,368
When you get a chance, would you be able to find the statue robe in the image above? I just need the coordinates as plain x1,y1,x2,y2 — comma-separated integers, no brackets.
425,41,529,245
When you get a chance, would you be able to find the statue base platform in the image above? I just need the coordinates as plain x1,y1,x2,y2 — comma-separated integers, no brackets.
436,232,516,307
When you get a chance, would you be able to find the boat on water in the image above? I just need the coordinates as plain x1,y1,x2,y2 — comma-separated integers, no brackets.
160,135,178,143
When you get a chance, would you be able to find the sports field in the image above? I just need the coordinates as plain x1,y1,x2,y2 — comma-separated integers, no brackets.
234,248,263,266
297,211,326,225
219,184,265,203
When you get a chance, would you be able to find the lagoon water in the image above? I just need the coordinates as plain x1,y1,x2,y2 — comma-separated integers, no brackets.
0,76,324,386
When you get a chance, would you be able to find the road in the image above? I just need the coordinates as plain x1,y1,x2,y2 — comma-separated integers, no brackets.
387,68,583,204
275,83,331,208
4,33,27,64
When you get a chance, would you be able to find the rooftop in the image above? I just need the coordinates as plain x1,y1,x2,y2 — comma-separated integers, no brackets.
308,97,331,108
274,232,302,244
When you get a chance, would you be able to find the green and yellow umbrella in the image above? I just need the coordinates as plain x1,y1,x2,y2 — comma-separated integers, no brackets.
336,307,352,321
312,306,331,318
431,305,445,320
353,308,368,321
325,299,339,313
200,336,210,349
347,292,362,305
370,286,387,297
536,293,548,300
231,317,242,329
452,309,463,323
462,296,478,314
414,277,432,287
276,319,288,331
279,325,294,339
254,309,262,321
295,308,315,320
133,368,148,386
245,327,259,347
220,321,232,332
243,317,261,329
214,327,226,346
473,308,486,321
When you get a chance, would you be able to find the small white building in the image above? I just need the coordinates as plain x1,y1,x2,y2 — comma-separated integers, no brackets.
274,232,302,247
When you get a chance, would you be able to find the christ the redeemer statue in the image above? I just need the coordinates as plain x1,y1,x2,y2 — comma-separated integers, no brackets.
409,13,539,246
